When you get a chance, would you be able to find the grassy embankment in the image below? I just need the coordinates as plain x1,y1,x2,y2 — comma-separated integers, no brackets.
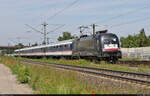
16,57,150,73
1,56,150,94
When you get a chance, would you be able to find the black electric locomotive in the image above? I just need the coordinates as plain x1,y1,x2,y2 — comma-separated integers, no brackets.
14,30,121,63
72,30,122,63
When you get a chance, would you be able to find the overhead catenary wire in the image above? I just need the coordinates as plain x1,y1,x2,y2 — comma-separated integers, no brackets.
47,0,79,21
94,4,150,24
109,16,150,28
25,24,43,34
46,24,65,34
26,0,79,38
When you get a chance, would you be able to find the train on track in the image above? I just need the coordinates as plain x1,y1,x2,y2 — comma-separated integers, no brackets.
14,30,122,63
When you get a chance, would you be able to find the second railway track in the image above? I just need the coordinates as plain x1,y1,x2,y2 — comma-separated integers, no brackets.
17,59,150,87
118,60,150,67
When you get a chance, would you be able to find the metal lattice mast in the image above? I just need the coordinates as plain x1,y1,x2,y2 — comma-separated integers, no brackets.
42,22,48,45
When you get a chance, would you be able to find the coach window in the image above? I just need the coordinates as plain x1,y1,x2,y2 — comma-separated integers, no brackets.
66,45,69,48
48,47,50,51
37,49,39,52
52,46,54,51
64,45,67,48
60,45,62,50
38,48,41,52
60,45,62,48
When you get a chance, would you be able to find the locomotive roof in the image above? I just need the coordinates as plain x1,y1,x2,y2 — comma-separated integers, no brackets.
96,32,116,35
79,33,117,39
95,32,117,37
15,39,74,52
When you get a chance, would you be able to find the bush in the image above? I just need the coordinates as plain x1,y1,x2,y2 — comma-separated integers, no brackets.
2,56,150,94
18,65,30,83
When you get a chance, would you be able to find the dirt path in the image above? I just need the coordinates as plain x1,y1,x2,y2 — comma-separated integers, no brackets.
0,64,33,94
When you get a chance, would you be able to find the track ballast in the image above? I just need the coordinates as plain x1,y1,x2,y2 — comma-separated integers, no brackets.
17,59,150,87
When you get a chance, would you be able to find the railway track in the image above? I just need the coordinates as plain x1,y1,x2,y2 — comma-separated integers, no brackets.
17,59,150,87
118,60,150,67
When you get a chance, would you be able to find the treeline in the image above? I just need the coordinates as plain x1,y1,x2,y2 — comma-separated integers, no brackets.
120,28,150,48
57,32,78,41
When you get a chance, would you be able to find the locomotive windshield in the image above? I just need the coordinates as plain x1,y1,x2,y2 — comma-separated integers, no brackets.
104,38,118,44
101,34,120,51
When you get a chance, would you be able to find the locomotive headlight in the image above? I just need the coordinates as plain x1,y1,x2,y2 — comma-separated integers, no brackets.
113,38,116,41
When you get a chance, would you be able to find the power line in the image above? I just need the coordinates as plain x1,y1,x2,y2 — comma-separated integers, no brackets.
47,24,65,34
47,0,79,21
25,22,66,45
109,16,150,28
94,4,150,24
25,22,48,45
25,24,43,34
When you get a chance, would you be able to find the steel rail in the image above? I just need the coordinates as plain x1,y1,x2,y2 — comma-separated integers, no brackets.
118,60,150,67
17,59,150,86
19,59,150,77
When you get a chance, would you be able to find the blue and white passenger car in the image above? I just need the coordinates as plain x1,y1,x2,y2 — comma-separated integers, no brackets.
14,39,73,58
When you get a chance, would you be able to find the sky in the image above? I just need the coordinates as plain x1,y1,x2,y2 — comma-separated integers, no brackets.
0,0,150,46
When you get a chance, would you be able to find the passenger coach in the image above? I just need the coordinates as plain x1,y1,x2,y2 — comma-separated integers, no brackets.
14,39,73,58
14,30,122,63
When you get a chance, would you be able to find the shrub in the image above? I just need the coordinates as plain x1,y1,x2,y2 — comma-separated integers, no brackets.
18,65,30,83
2,56,150,94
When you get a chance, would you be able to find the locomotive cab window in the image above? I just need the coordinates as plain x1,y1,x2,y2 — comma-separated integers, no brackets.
104,38,117,44
102,34,120,50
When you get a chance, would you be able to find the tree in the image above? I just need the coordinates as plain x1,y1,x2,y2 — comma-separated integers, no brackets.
57,32,78,41
120,28,150,48
15,43,24,48
1,49,14,55
138,28,148,47
32,42,38,46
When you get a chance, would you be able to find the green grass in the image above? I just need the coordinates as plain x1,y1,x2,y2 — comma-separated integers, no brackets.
1,56,150,94
119,57,150,61
16,57,150,73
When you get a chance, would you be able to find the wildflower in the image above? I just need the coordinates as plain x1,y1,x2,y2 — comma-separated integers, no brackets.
34,80,37,83
91,90,95,95
70,88,72,93
50,81,53,84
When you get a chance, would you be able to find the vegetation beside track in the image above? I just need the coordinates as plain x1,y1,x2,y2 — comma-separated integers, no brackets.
1,56,150,94
16,57,150,73
119,58,150,61
1,56,97,94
